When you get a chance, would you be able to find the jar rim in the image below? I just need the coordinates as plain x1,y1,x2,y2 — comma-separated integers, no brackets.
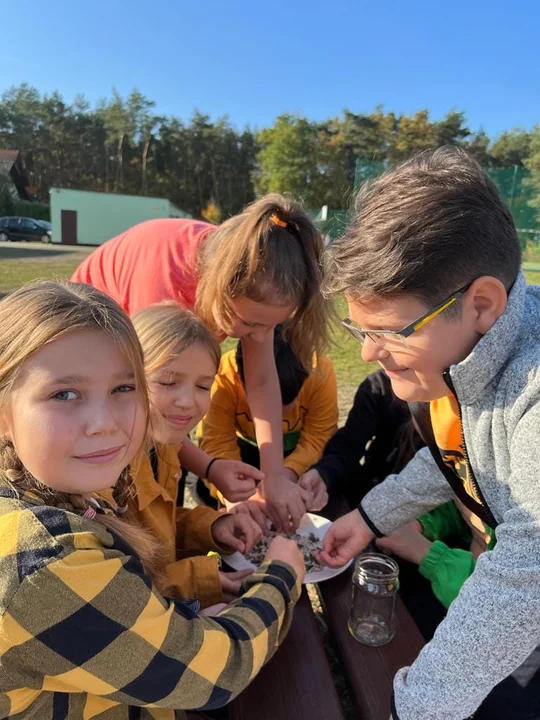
353,552,399,582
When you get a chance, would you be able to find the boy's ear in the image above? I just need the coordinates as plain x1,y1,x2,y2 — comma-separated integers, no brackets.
468,276,508,334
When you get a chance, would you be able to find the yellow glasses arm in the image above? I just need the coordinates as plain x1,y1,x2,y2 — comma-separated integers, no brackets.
412,296,458,332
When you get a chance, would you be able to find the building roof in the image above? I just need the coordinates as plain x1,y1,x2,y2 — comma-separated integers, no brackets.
0,150,32,201
0,150,19,165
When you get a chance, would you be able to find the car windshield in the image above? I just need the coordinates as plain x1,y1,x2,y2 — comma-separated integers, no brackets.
35,220,52,230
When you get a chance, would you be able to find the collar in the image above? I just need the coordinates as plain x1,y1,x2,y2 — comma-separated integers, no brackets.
133,445,182,512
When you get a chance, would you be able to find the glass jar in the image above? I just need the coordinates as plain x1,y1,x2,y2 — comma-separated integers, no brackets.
348,553,399,646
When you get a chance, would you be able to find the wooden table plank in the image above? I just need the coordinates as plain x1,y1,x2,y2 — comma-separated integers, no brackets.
229,589,345,720
319,567,424,720
319,495,425,720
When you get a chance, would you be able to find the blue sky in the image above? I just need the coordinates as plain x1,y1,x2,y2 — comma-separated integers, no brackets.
2,0,539,139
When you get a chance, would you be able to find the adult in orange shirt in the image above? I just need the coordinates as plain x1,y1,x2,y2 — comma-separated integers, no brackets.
72,194,330,531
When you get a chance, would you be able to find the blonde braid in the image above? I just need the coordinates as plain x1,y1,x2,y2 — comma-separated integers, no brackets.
112,466,135,514
0,437,56,501
0,438,24,486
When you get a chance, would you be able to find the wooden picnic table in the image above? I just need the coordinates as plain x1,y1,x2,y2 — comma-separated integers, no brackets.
189,495,425,720
186,588,344,720
229,588,345,719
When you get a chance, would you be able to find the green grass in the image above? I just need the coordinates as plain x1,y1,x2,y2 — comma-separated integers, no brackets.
524,270,540,285
0,259,84,291
0,246,92,294
329,296,376,389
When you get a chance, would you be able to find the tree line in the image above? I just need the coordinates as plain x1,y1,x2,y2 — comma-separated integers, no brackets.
0,83,538,224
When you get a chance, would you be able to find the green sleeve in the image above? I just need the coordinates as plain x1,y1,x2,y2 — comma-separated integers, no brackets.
419,540,476,609
418,501,472,545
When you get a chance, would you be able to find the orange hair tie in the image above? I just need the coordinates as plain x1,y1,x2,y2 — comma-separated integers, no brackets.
270,212,288,228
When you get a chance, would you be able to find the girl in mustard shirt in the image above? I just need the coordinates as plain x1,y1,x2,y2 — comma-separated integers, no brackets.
129,302,263,608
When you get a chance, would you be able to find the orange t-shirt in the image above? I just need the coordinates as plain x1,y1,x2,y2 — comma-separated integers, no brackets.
71,218,214,315
430,393,483,505
430,394,492,543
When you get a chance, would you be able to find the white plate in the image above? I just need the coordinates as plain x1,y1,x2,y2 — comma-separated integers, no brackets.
225,512,353,584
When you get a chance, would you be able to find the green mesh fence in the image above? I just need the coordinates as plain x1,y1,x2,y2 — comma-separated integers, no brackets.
312,161,540,248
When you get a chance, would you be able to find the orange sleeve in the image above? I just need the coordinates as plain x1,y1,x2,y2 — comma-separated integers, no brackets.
197,353,242,462
175,505,224,553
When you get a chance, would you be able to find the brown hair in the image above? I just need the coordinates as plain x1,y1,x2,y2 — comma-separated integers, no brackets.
326,146,521,309
0,281,170,594
132,301,221,375
196,193,330,369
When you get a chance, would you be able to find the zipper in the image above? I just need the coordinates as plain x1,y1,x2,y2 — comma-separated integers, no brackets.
442,369,497,528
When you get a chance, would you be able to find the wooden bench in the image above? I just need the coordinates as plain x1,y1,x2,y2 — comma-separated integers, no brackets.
319,497,425,720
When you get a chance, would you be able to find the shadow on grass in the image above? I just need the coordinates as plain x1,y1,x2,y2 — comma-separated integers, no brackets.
0,247,81,260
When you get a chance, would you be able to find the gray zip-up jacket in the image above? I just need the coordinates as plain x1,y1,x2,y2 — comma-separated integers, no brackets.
360,272,540,720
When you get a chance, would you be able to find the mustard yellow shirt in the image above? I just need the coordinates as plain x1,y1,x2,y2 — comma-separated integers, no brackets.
198,351,338,478
109,445,229,607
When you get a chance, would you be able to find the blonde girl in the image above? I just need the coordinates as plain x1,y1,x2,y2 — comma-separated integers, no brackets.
0,281,304,719
73,194,330,530
130,302,264,608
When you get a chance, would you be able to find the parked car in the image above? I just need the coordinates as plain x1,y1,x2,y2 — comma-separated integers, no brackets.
0,217,52,243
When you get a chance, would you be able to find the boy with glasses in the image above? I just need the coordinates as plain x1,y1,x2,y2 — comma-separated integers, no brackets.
320,146,540,719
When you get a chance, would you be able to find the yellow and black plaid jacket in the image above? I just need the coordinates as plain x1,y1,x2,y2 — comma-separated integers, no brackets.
0,484,301,719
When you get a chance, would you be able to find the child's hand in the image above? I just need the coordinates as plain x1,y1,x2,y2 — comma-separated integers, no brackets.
264,536,306,582
317,509,373,568
208,458,264,502
200,602,228,616
211,512,262,554
230,493,272,535
298,469,329,512
375,521,432,566
219,569,253,602
262,473,312,533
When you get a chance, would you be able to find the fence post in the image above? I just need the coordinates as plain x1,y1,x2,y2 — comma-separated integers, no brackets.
509,165,518,211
